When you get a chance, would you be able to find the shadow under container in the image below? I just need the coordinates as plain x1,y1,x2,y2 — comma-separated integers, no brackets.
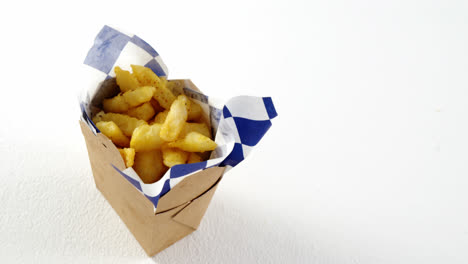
80,119,225,256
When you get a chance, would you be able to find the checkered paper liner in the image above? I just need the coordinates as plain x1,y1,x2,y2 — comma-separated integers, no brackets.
80,26,277,212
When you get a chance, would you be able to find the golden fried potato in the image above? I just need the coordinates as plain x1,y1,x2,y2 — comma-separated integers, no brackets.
133,150,167,183
122,86,155,108
115,66,140,92
95,121,130,147
102,94,129,113
130,123,165,152
127,102,155,121
119,148,135,167
160,76,168,88
161,145,189,167
131,65,160,86
92,112,146,137
153,85,177,109
131,65,176,109
187,152,203,164
153,110,169,124
168,132,217,152
179,122,211,139
160,95,188,141
92,111,105,123
187,99,203,121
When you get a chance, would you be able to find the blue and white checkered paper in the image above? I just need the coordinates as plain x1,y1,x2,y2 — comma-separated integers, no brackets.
81,26,277,212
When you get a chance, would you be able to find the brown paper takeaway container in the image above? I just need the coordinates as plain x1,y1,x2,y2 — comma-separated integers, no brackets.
81,121,225,256
80,80,226,256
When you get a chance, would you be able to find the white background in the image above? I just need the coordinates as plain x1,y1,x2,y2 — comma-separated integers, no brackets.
0,0,467,263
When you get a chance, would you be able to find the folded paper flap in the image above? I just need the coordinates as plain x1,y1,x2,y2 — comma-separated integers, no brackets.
156,167,225,213
171,178,221,229
156,201,190,216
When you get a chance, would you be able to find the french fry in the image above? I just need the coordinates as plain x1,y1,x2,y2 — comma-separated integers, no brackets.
187,99,203,121
127,102,155,121
115,66,140,92
92,111,105,123
179,122,211,139
153,110,169,124
131,65,176,109
153,85,177,109
161,145,189,167
95,121,130,147
119,148,135,167
92,112,146,137
133,150,167,183
131,64,162,86
160,76,168,88
102,94,129,113
130,123,165,152
168,132,217,152
160,95,188,141
187,152,203,164
122,86,155,108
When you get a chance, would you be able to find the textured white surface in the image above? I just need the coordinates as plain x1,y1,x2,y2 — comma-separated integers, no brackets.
1,0,468,263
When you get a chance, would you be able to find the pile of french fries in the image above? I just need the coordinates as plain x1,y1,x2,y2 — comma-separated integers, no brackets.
92,65,217,184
